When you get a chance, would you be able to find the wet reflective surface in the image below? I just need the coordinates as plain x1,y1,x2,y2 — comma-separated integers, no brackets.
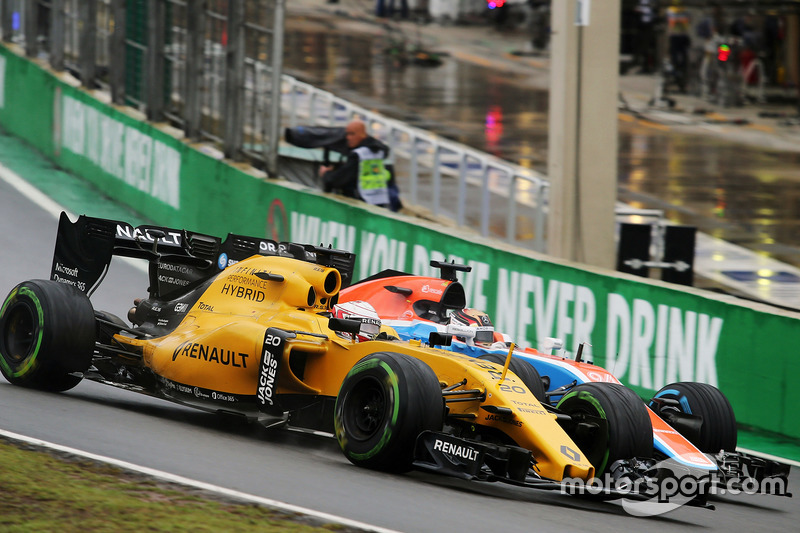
618,130,800,266
284,28,549,167
283,24,800,268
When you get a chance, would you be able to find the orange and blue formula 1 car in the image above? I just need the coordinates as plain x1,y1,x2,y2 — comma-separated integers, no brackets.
339,261,792,498
0,213,615,493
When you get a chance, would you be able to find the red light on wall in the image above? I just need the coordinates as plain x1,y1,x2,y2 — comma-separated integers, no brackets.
485,105,503,155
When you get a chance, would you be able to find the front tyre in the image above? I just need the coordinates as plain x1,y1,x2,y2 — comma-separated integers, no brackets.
335,352,444,472
556,382,653,475
0,280,95,392
649,382,737,453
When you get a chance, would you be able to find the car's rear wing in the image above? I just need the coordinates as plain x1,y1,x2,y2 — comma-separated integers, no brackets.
50,212,356,299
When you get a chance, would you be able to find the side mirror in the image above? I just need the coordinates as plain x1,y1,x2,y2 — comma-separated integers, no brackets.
428,332,452,347
328,317,361,336
542,337,564,355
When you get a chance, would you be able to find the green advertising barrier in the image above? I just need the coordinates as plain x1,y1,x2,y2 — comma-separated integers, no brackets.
262,189,800,439
0,44,798,441
0,47,56,155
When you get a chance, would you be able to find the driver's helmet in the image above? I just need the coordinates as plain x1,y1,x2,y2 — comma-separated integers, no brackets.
448,308,496,346
332,300,382,342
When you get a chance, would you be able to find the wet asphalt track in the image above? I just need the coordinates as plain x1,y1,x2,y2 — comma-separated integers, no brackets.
0,165,798,531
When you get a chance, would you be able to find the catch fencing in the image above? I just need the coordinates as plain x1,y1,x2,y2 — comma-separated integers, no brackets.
0,0,555,252
2,0,286,176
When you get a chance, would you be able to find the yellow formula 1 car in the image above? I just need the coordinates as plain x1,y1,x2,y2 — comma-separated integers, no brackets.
0,214,603,489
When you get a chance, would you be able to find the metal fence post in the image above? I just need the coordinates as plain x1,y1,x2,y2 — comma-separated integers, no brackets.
288,79,298,128
409,133,418,205
432,144,441,217
110,0,126,104
266,0,285,177
50,0,65,71
507,174,518,246
24,1,37,57
223,0,244,161
480,163,490,237
146,0,165,120
79,0,97,88
184,0,205,139
535,182,548,253
457,151,468,226
309,91,317,124
0,2,10,43
327,97,335,125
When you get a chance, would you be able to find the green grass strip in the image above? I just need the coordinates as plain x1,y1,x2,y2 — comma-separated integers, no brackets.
0,439,350,533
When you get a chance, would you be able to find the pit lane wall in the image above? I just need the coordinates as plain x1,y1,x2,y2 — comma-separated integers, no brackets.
1,44,798,441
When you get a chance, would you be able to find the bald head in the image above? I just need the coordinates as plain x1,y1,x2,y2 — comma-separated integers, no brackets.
345,120,368,148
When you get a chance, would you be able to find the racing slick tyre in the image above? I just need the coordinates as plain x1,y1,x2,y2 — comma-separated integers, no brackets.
335,352,445,473
556,382,652,475
648,382,737,453
0,280,95,392
477,354,547,403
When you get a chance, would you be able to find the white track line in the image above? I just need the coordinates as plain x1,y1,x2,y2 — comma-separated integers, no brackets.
0,161,74,220
0,429,401,533
737,447,800,468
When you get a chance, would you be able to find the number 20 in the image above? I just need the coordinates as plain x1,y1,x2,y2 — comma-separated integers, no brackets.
499,384,526,394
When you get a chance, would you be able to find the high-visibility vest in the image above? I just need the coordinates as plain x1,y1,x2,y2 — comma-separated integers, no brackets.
353,146,391,206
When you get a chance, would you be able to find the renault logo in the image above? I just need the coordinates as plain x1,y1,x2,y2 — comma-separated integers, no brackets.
561,445,581,462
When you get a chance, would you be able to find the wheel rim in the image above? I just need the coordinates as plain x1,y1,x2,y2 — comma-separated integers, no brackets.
3,302,36,363
558,393,610,472
344,376,388,442
567,406,604,465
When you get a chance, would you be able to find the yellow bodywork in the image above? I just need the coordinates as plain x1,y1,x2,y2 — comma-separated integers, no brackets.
116,255,594,482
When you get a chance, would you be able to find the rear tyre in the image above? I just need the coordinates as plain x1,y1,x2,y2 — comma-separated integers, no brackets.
649,382,737,453
477,353,547,403
556,382,653,475
0,280,95,392
335,352,444,472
